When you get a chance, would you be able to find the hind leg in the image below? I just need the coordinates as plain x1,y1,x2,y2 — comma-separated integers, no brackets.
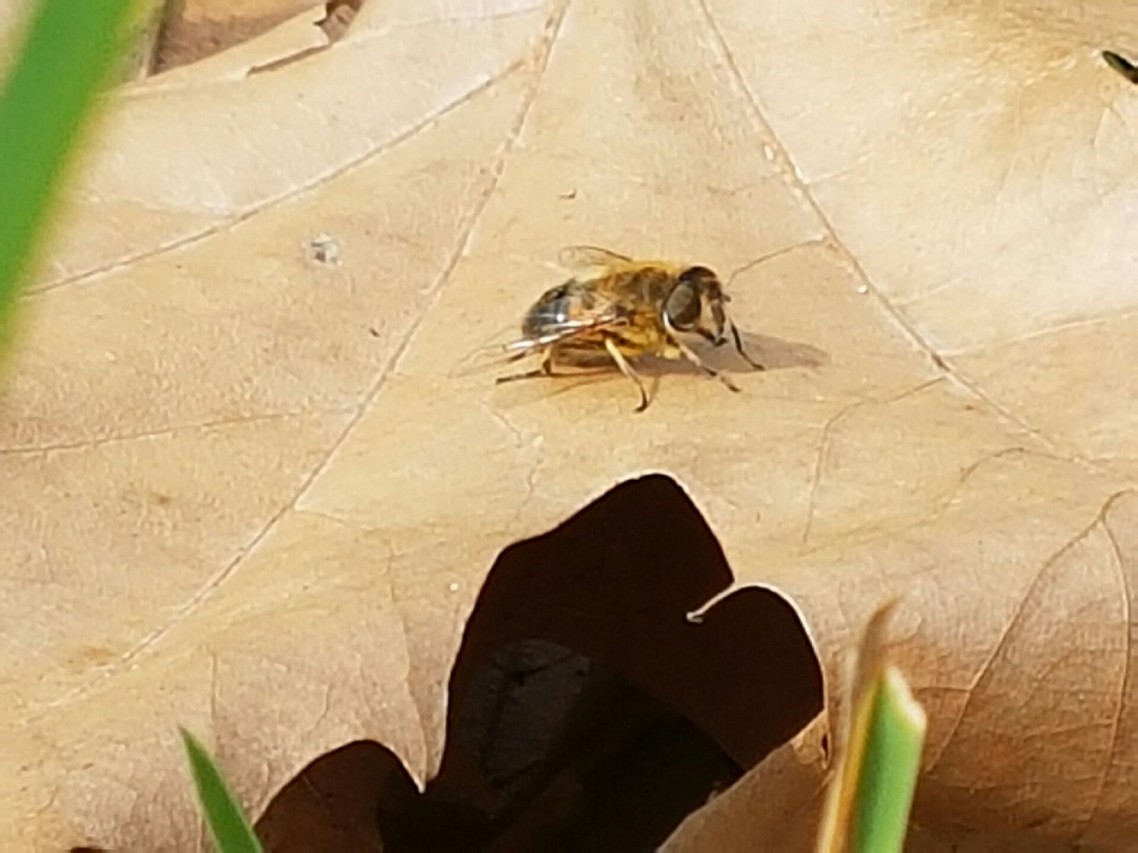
495,348,557,384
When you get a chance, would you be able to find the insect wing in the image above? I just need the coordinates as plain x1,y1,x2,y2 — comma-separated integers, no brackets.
448,331,545,379
556,245,633,275
449,306,628,379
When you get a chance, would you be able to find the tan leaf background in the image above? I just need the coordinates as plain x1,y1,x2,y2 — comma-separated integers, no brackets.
1,0,1136,849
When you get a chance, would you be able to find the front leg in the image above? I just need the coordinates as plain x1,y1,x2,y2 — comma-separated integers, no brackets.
695,327,727,347
662,316,741,393
729,321,765,371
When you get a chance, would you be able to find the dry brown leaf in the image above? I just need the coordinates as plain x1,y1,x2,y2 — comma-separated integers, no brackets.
1,0,1137,849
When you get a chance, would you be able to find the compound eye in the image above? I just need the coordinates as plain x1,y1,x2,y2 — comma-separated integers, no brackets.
665,281,701,330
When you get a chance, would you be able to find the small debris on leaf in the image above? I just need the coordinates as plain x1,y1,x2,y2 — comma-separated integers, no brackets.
308,233,341,265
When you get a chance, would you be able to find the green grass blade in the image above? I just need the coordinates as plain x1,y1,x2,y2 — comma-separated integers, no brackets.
817,603,927,853
180,728,263,853
849,666,926,853
0,0,137,351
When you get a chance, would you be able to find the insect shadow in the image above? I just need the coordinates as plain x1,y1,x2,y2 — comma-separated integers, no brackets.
658,330,830,376
500,329,829,406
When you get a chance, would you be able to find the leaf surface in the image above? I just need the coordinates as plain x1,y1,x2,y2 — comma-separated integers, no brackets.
2,0,1136,848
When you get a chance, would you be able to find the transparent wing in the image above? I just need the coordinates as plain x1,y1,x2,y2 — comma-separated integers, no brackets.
447,332,547,379
448,304,629,379
556,245,634,274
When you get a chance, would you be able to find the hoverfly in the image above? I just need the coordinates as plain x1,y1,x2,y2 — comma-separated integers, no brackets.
459,246,764,412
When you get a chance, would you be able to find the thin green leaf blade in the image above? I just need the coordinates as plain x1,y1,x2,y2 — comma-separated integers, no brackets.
849,666,927,853
0,0,137,348
180,728,263,853
817,602,927,853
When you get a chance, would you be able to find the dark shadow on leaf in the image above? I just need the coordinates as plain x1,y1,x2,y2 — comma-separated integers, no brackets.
429,474,823,850
644,331,829,376
257,740,395,852
257,474,823,851
489,332,828,408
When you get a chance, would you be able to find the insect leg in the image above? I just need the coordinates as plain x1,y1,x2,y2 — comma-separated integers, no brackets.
729,320,765,370
495,347,557,384
678,340,742,392
603,337,650,412
495,368,547,384
694,327,725,346
662,315,741,393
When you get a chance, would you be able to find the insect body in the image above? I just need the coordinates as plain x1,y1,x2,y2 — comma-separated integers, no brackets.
467,246,764,412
